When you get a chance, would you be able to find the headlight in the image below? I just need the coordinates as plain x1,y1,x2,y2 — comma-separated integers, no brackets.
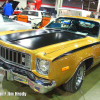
36,58,50,75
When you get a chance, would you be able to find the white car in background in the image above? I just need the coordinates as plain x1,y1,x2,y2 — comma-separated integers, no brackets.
10,10,55,28
20,10,51,27
0,14,32,32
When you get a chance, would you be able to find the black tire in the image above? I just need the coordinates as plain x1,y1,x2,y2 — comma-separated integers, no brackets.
63,62,86,93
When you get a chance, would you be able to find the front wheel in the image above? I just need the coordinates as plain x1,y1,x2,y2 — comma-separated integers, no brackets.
63,62,86,93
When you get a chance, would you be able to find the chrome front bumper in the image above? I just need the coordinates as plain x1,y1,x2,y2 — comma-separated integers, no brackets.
0,67,56,93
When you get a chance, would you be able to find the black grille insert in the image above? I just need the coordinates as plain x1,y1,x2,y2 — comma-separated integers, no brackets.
0,45,31,69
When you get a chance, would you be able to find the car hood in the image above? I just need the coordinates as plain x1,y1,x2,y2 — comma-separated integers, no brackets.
4,21,31,28
0,28,97,60
5,21,23,26
0,28,88,49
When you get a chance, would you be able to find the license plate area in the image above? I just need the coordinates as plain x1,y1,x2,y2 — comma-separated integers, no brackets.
0,68,5,76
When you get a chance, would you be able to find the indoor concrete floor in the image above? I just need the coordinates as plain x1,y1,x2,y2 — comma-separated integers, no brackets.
0,64,100,100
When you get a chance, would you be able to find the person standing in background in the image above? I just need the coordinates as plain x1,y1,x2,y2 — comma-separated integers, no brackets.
5,0,8,5
16,6,19,10
24,3,30,10
54,10,57,18
90,12,95,18
43,8,47,12
20,7,23,10
3,2,13,17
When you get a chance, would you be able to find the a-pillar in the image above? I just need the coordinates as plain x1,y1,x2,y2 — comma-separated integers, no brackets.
96,0,100,19
55,0,63,18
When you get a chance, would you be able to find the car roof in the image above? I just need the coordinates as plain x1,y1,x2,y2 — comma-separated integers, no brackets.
22,10,44,12
60,15,100,23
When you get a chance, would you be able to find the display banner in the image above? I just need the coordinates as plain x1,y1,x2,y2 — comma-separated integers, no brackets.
34,0,41,10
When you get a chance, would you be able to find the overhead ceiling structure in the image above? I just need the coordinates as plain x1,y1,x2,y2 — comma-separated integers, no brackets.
27,0,55,5
27,0,36,3
62,0,83,9
83,0,98,11
62,0,98,11
27,0,99,12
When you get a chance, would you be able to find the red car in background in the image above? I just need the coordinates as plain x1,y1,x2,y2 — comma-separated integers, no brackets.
13,10,22,15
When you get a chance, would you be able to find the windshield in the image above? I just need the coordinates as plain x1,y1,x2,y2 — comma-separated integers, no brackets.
20,11,38,16
46,17,99,37
3,16,13,22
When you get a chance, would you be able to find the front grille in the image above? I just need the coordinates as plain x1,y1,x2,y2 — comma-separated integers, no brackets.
0,45,31,69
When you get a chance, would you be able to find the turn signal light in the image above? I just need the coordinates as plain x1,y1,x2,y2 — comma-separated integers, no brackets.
62,66,69,71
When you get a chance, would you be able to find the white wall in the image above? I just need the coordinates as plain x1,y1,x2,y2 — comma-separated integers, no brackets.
14,0,27,9
82,10,91,17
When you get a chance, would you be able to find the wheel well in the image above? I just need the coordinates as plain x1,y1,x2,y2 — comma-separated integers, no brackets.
84,58,94,71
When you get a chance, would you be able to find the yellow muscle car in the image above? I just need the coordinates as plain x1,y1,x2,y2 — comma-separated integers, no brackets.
0,16,100,93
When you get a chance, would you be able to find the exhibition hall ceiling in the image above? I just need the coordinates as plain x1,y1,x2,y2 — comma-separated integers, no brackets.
27,0,36,3
83,0,98,11
27,0,98,11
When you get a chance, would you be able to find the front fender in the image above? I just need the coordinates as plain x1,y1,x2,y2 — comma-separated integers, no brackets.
50,46,95,87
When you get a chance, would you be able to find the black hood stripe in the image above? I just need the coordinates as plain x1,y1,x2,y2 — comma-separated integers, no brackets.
9,33,51,42
0,29,85,50
52,42,100,62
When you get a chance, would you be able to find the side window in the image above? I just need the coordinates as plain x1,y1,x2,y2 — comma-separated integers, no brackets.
32,12,38,16
79,20,99,37
35,12,38,16
26,11,38,16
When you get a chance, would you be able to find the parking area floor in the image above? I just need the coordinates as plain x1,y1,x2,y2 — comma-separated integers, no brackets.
0,64,100,100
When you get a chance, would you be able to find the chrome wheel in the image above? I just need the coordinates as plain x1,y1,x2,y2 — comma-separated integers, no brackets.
75,65,85,88
63,62,86,93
